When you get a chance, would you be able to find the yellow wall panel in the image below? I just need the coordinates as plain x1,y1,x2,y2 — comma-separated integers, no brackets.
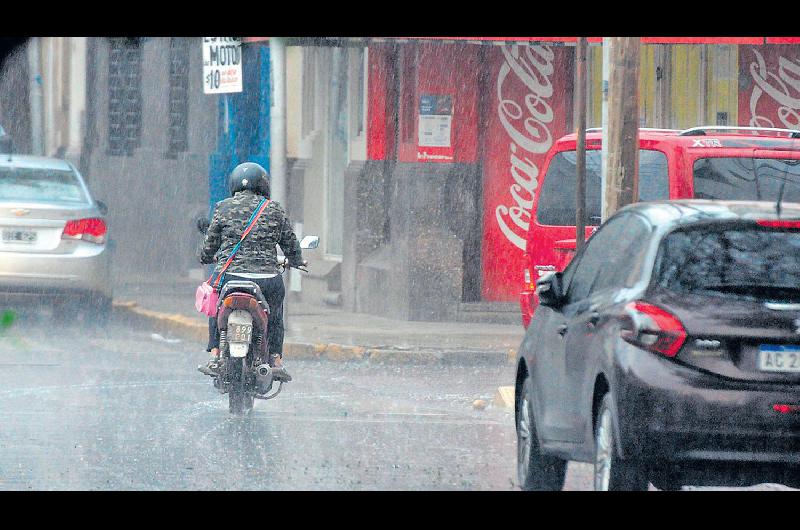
671,45,703,130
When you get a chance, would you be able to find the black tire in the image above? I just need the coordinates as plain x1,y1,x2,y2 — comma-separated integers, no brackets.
82,293,111,330
516,376,567,491
87,296,114,329
228,357,247,415
594,393,648,491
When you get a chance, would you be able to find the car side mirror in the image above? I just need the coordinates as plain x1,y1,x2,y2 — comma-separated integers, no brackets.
536,272,565,308
195,215,210,234
96,200,108,216
300,235,319,249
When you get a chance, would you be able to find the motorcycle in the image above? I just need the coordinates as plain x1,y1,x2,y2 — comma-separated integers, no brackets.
195,216,319,414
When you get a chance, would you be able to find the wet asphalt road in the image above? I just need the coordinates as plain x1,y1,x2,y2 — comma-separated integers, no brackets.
0,317,527,490
0,315,793,491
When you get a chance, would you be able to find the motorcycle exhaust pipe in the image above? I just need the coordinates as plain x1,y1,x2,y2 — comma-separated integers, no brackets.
255,364,273,394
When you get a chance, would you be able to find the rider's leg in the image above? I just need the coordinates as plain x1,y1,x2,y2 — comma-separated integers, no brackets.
199,276,227,375
260,276,286,370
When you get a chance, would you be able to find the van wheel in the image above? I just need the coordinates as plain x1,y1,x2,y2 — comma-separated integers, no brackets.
594,393,648,491
517,376,567,491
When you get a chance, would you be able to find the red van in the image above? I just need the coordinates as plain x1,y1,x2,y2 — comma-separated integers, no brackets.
520,126,800,328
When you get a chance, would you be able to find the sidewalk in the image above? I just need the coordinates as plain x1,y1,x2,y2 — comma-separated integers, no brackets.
112,274,525,365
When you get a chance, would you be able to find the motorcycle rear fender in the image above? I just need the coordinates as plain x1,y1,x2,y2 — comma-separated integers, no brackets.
217,293,268,331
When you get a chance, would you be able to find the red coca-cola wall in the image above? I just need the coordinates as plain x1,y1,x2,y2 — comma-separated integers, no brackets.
395,43,481,164
367,43,395,161
738,45,800,131
481,44,575,302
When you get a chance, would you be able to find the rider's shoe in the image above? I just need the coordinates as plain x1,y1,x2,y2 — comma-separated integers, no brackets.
272,366,292,382
270,353,292,382
197,356,221,377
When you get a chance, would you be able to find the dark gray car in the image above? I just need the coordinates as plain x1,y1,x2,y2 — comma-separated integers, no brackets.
515,200,800,491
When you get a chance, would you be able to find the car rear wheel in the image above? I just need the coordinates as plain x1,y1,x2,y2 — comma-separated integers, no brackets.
594,393,648,491
517,376,567,491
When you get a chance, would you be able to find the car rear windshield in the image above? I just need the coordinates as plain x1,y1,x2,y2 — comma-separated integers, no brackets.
654,226,800,301
0,167,88,203
693,157,800,202
536,149,669,226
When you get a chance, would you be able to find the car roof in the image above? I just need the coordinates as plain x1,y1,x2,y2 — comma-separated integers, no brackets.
557,128,800,151
0,154,74,171
618,199,800,227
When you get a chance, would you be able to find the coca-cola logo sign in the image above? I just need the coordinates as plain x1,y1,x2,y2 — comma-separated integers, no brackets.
747,47,800,129
494,44,556,251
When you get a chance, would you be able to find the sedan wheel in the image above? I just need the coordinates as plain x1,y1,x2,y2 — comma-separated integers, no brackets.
517,376,566,491
594,393,648,491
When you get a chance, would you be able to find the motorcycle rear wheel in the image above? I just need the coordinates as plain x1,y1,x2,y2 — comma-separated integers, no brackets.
228,357,252,415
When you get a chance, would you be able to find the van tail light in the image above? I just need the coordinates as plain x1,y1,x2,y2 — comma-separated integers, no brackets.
62,218,107,244
524,268,536,290
621,301,687,358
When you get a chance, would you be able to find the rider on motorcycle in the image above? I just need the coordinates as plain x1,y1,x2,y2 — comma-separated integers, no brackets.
197,162,304,377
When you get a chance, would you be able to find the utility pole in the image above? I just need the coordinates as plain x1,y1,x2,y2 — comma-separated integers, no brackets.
269,37,287,205
575,37,588,251
603,37,640,219
600,37,610,220
27,37,44,156
269,37,291,332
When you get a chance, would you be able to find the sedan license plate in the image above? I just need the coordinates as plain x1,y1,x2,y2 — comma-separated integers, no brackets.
2,229,37,244
228,322,253,343
759,345,800,373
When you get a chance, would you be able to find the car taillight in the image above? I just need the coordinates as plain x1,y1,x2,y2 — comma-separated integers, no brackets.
620,301,687,358
62,218,107,244
756,219,800,229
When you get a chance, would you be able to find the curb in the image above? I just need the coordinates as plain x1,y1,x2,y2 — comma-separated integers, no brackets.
113,301,516,365
494,386,515,409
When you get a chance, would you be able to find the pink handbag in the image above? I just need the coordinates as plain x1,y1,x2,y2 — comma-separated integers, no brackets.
195,280,219,316
195,198,270,317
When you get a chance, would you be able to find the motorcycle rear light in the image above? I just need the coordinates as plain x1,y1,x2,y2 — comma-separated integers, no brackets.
757,219,800,229
62,218,107,244
621,301,687,358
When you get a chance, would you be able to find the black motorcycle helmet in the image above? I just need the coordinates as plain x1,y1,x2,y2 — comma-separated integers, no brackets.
228,162,271,197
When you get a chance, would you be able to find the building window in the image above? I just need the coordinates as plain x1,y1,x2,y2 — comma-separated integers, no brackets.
107,38,142,156
167,37,189,156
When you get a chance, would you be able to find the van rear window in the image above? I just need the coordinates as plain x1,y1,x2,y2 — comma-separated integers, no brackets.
536,150,668,226
693,157,800,202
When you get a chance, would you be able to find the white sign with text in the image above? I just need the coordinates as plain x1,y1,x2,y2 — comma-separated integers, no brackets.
202,37,243,94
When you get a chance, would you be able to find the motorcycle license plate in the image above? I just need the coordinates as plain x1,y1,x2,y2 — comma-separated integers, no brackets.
229,322,253,344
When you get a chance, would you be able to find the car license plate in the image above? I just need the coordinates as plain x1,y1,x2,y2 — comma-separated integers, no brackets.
759,345,800,373
2,229,37,244
228,322,253,343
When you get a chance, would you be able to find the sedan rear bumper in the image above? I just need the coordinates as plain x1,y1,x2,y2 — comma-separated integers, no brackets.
613,346,800,466
0,243,111,300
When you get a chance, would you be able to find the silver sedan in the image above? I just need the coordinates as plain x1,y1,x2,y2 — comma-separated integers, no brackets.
0,154,111,322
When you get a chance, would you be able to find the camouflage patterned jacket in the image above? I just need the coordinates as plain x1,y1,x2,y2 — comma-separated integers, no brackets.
198,190,303,276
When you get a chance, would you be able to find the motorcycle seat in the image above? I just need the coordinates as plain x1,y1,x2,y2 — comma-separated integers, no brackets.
219,280,270,313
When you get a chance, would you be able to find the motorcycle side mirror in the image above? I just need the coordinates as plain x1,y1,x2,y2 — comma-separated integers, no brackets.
195,215,210,234
300,235,319,249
